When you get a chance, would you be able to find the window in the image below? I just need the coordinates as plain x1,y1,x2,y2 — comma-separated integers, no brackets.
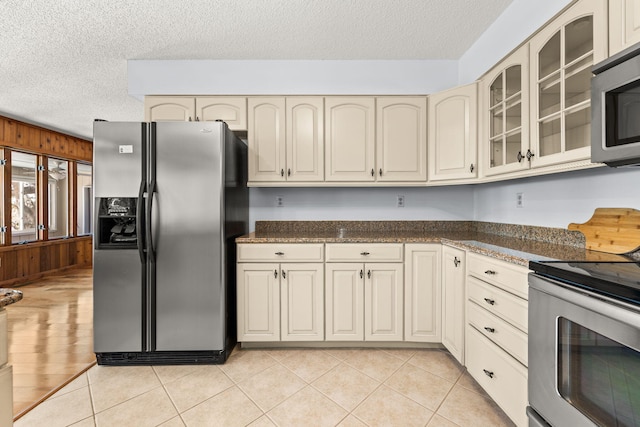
76,163,92,236
11,152,38,243
48,158,69,239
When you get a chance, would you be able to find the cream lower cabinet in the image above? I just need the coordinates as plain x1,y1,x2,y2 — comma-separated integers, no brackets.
325,244,404,341
441,245,465,364
465,252,529,427
404,244,441,342
237,243,325,342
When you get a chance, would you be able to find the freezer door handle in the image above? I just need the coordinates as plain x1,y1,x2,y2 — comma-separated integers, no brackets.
147,180,157,263
137,180,146,263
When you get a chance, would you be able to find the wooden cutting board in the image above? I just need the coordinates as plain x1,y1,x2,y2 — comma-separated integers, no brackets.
568,208,640,254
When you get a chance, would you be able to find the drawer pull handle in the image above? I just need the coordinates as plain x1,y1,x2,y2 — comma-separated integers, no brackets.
275,252,285,256
484,298,496,306
360,270,364,279
453,257,460,267
361,252,370,256
483,369,494,379
484,327,495,333
484,270,496,275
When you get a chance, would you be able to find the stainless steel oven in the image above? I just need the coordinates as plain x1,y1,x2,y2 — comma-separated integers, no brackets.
528,262,640,427
592,41,640,167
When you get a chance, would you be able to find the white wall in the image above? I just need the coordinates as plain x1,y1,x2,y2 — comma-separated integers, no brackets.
249,186,474,231
474,167,640,228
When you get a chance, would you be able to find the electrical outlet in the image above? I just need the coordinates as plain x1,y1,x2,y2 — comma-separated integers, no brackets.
397,195,405,208
516,192,524,208
276,195,284,207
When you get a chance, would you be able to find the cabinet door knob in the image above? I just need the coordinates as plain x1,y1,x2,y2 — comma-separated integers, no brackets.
484,327,495,333
484,270,497,275
367,270,371,279
483,369,494,379
526,149,535,161
453,257,460,267
379,168,383,176
282,270,286,279
280,169,284,177
274,270,278,278
275,252,284,256
188,116,193,122
517,151,523,162
371,168,375,177
360,269,364,279
287,168,291,177
484,297,496,306
470,163,475,173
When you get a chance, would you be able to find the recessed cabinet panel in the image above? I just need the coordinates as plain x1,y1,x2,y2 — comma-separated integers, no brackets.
442,245,465,364
610,0,640,55
428,83,478,181
145,97,195,122
376,97,427,181
196,97,247,130
325,97,375,181
248,98,286,182
404,244,441,343
281,263,324,341
365,263,403,341
325,263,364,341
237,263,280,341
287,97,324,181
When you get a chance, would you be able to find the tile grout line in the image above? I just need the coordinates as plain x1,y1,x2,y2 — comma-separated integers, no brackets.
151,365,189,426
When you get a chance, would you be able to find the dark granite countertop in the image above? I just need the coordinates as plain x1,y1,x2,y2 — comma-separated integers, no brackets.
236,221,630,267
0,288,23,308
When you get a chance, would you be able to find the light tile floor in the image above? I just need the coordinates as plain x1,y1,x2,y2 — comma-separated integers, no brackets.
15,346,515,427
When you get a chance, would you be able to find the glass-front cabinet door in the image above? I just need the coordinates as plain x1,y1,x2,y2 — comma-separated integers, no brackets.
529,0,607,168
482,44,529,177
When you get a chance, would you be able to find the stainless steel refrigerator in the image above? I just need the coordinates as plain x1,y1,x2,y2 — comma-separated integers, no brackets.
92,121,248,365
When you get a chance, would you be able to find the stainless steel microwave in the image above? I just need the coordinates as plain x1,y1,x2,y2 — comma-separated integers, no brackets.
592,41,640,167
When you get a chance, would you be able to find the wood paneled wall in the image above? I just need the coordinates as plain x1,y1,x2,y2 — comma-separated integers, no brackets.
0,116,92,162
0,115,93,286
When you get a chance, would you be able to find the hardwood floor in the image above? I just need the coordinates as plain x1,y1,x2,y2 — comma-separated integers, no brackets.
4,268,94,420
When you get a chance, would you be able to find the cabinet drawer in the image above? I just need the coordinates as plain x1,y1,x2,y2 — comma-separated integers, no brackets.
0,310,5,367
326,244,403,262
237,244,324,262
467,277,528,333
466,326,528,427
467,253,529,299
467,300,527,366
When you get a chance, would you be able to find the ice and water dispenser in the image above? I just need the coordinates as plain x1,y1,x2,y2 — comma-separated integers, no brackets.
96,197,139,249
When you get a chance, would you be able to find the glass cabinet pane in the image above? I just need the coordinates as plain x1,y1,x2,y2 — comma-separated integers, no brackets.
491,137,504,167
539,117,561,156
490,76,503,106
506,133,522,165
48,158,69,239
539,32,561,79
491,107,504,138
565,57,593,108
565,16,593,64
505,66,521,98
11,152,38,243
565,106,591,151
505,100,521,132
539,75,561,117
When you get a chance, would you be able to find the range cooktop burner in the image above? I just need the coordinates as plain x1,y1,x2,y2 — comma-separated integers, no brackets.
529,260,640,307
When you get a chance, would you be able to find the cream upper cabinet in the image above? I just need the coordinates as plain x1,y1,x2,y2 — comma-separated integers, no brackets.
325,97,376,182
286,97,324,182
528,0,607,168
404,244,441,343
195,97,247,130
145,96,195,122
441,245,465,364
248,97,286,182
376,97,427,182
280,263,325,341
428,83,478,182
481,45,531,177
609,0,640,55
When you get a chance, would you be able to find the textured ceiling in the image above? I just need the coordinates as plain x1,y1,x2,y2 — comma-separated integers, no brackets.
0,0,512,139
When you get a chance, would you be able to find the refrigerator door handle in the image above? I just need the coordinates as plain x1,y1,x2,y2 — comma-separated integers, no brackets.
136,180,146,263
147,180,157,263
